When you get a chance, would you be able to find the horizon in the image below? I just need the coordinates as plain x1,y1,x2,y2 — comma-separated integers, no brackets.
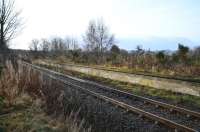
10,0,200,50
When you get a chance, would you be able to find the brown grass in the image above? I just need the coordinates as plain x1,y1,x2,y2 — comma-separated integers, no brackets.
0,60,24,106
0,96,91,132
0,60,91,132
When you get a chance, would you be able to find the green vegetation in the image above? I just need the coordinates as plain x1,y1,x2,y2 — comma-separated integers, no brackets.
39,63,200,109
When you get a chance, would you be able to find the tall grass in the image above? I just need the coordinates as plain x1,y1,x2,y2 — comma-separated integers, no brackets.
0,60,91,132
0,61,24,106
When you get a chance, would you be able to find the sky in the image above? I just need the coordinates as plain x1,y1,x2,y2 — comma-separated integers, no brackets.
12,0,200,50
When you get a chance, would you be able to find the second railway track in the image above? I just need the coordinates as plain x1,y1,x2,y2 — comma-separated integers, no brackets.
23,62,200,132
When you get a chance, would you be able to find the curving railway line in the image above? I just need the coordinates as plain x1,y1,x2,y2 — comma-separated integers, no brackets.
22,62,200,132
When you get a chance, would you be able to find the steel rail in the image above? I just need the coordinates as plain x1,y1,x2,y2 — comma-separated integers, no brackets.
84,80,200,119
54,62,200,83
24,62,200,119
22,62,198,132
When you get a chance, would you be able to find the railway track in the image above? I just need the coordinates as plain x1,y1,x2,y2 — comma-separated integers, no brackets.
50,62,200,83
22,62,200,132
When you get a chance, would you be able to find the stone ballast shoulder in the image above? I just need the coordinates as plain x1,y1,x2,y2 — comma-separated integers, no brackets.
37,61,200,97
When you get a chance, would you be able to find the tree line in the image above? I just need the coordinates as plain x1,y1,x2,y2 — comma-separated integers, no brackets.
29,19,115,64
28,19,200,77
0,0,199,77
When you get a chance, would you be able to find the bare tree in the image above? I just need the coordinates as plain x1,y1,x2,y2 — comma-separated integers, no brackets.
29,39,40,51
0,0,22,51
40,38,50,52
83,19,115,63
51,37,67,53
65,36,79,50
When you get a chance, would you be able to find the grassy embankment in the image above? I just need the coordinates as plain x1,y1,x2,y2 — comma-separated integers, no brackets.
0,94,86,132
38,62,200,110
0,61,90,132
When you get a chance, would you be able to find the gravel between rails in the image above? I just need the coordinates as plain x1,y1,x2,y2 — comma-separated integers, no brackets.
42,72,171,132
24,63,200,131
40,66,200,131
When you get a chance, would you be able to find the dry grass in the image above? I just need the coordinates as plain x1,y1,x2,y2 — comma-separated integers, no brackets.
0,60,24,106
0,96,91,132
0,60,44,106
0,60,91,132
